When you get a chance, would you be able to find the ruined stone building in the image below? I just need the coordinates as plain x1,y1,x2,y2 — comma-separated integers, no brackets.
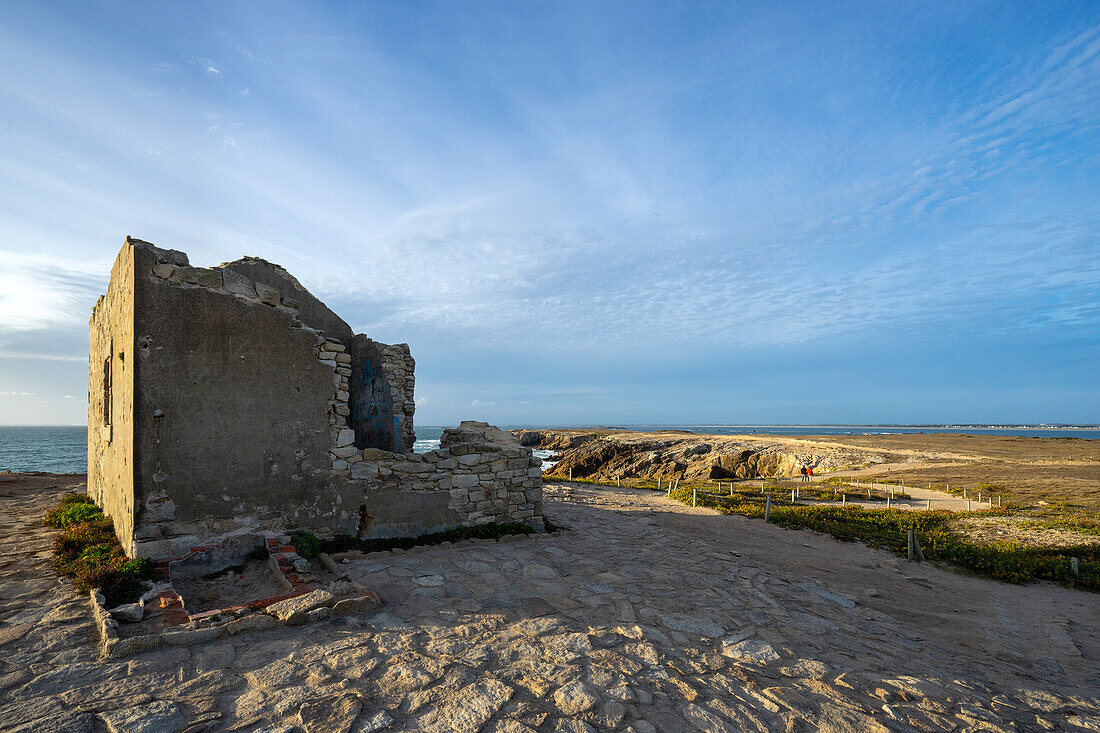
89,237,543,559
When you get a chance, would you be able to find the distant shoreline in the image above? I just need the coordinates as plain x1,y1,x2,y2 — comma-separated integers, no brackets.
514,424,1100,431
1,423,1097,430
2,423,1098,475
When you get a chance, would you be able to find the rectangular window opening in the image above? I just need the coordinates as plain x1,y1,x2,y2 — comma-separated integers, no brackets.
102,355,112,427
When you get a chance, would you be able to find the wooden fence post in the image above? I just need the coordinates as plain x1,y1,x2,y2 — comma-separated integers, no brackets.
764,496,771,522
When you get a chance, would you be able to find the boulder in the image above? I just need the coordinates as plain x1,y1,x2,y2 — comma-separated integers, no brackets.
108,603,144,623
265,589,334,624
441,421,518,448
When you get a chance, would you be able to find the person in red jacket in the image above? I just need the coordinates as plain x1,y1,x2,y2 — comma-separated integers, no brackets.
807,466,814,481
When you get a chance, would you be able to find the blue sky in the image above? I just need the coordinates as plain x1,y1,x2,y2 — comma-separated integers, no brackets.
0,1,1097,426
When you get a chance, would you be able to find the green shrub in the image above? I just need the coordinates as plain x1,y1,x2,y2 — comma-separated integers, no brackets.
53,516,118,576
46,495,158,607
43,493,99,527
56,503,104,528
289,530,320,559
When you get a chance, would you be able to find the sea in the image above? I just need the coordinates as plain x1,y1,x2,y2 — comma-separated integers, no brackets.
2,424,1096,474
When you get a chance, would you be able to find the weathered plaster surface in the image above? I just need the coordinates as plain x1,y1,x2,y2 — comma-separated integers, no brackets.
219,257,354,344
87,240,148,556
88,237,542,559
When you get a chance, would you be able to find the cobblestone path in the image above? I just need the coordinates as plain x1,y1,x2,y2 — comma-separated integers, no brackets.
1,475,1097,732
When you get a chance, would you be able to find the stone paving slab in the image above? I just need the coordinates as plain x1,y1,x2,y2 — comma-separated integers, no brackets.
1,474,1098,732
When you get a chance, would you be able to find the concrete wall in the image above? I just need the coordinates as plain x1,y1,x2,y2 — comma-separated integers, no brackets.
128,247,363,558
220,257,354,345
89,238,542,560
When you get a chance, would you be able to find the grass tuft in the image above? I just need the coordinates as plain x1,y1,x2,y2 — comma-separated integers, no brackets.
289,530,321,559
46,497,157,607
319,521,537,555
43,492,101,528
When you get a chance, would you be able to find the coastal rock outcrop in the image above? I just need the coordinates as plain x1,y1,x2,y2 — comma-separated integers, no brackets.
518,429,886,482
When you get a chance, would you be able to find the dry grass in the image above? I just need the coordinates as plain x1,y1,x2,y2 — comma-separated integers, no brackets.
802,433,1100,463
872,462,1100,508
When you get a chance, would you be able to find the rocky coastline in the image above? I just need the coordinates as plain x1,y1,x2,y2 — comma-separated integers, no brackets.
514,429,895,481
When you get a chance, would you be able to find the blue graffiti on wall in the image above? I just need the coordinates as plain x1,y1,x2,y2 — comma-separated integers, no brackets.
349,350,396,452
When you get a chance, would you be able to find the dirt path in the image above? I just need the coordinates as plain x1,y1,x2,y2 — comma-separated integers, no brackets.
819,477,985,511
699,470,983,511
827,461,965,477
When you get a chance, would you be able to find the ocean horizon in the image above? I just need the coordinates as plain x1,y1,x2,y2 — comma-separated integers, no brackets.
2,423,1096,474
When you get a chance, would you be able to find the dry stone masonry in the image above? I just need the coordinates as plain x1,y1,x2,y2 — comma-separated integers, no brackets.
341,423,544,530
88,237,542,560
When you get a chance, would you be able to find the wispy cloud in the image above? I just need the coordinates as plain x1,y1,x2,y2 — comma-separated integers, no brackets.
0,3,1096,425
0,251,107,332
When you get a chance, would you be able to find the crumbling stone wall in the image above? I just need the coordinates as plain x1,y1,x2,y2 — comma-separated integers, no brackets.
378,343,416,452
344,421,544,536
220,257,354,344
89,237,542,559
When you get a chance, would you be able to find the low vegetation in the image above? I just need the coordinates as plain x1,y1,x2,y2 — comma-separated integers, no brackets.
549,475,1097,591
305,521,537,556
663,485,1098,591
43,493,106,528
44,493,156,607
1010,501,1100,539
288,529,321,559
550,474,911,503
